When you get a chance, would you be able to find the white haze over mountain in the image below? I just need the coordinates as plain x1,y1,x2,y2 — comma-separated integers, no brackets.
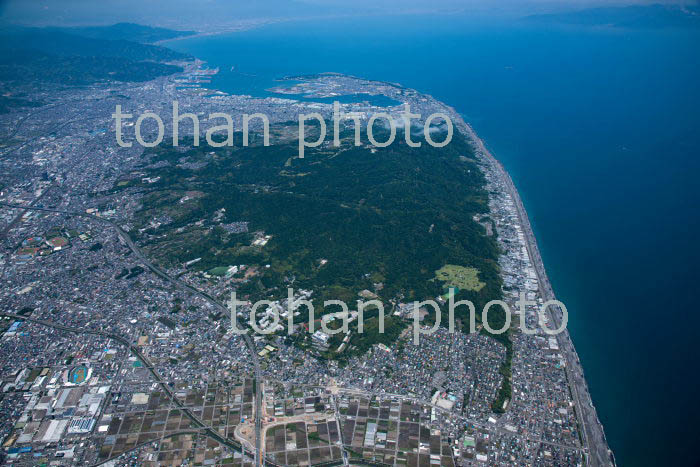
0,0,694,28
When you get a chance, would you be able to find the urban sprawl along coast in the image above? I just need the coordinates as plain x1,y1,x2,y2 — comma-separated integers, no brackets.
0,55,613,466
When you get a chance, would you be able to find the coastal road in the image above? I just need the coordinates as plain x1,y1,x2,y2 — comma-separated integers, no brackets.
497,160,614,467
457,125,615,466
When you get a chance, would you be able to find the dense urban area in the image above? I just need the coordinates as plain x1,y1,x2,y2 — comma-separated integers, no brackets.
0,24,612,466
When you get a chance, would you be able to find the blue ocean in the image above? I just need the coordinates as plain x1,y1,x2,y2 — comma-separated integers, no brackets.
169,15,700,466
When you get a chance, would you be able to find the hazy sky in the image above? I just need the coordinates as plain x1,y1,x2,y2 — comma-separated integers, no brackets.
0,0,692,28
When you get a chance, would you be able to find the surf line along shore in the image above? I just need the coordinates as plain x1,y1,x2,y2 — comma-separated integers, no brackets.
449,108,615,466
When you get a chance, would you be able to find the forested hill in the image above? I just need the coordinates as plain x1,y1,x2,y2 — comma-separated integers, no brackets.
114,125,506,346
49,23,196,44
526,4,700,29
0,28,189,61
0,27,190,85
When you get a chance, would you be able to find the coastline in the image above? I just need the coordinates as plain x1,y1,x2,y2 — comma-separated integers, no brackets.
1,11,696,465
154,19,284,45
455,114,615,467
163,54,612,463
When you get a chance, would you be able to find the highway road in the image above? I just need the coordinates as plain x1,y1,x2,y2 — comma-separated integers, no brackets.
1,127,615,466
0,202,265,465
458,125,615,467
0,311,246,461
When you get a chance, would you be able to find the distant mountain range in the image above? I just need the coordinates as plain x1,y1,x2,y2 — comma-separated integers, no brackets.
1,29,190,61
0,24,191,86
46,22,196,44
526,4,700,29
